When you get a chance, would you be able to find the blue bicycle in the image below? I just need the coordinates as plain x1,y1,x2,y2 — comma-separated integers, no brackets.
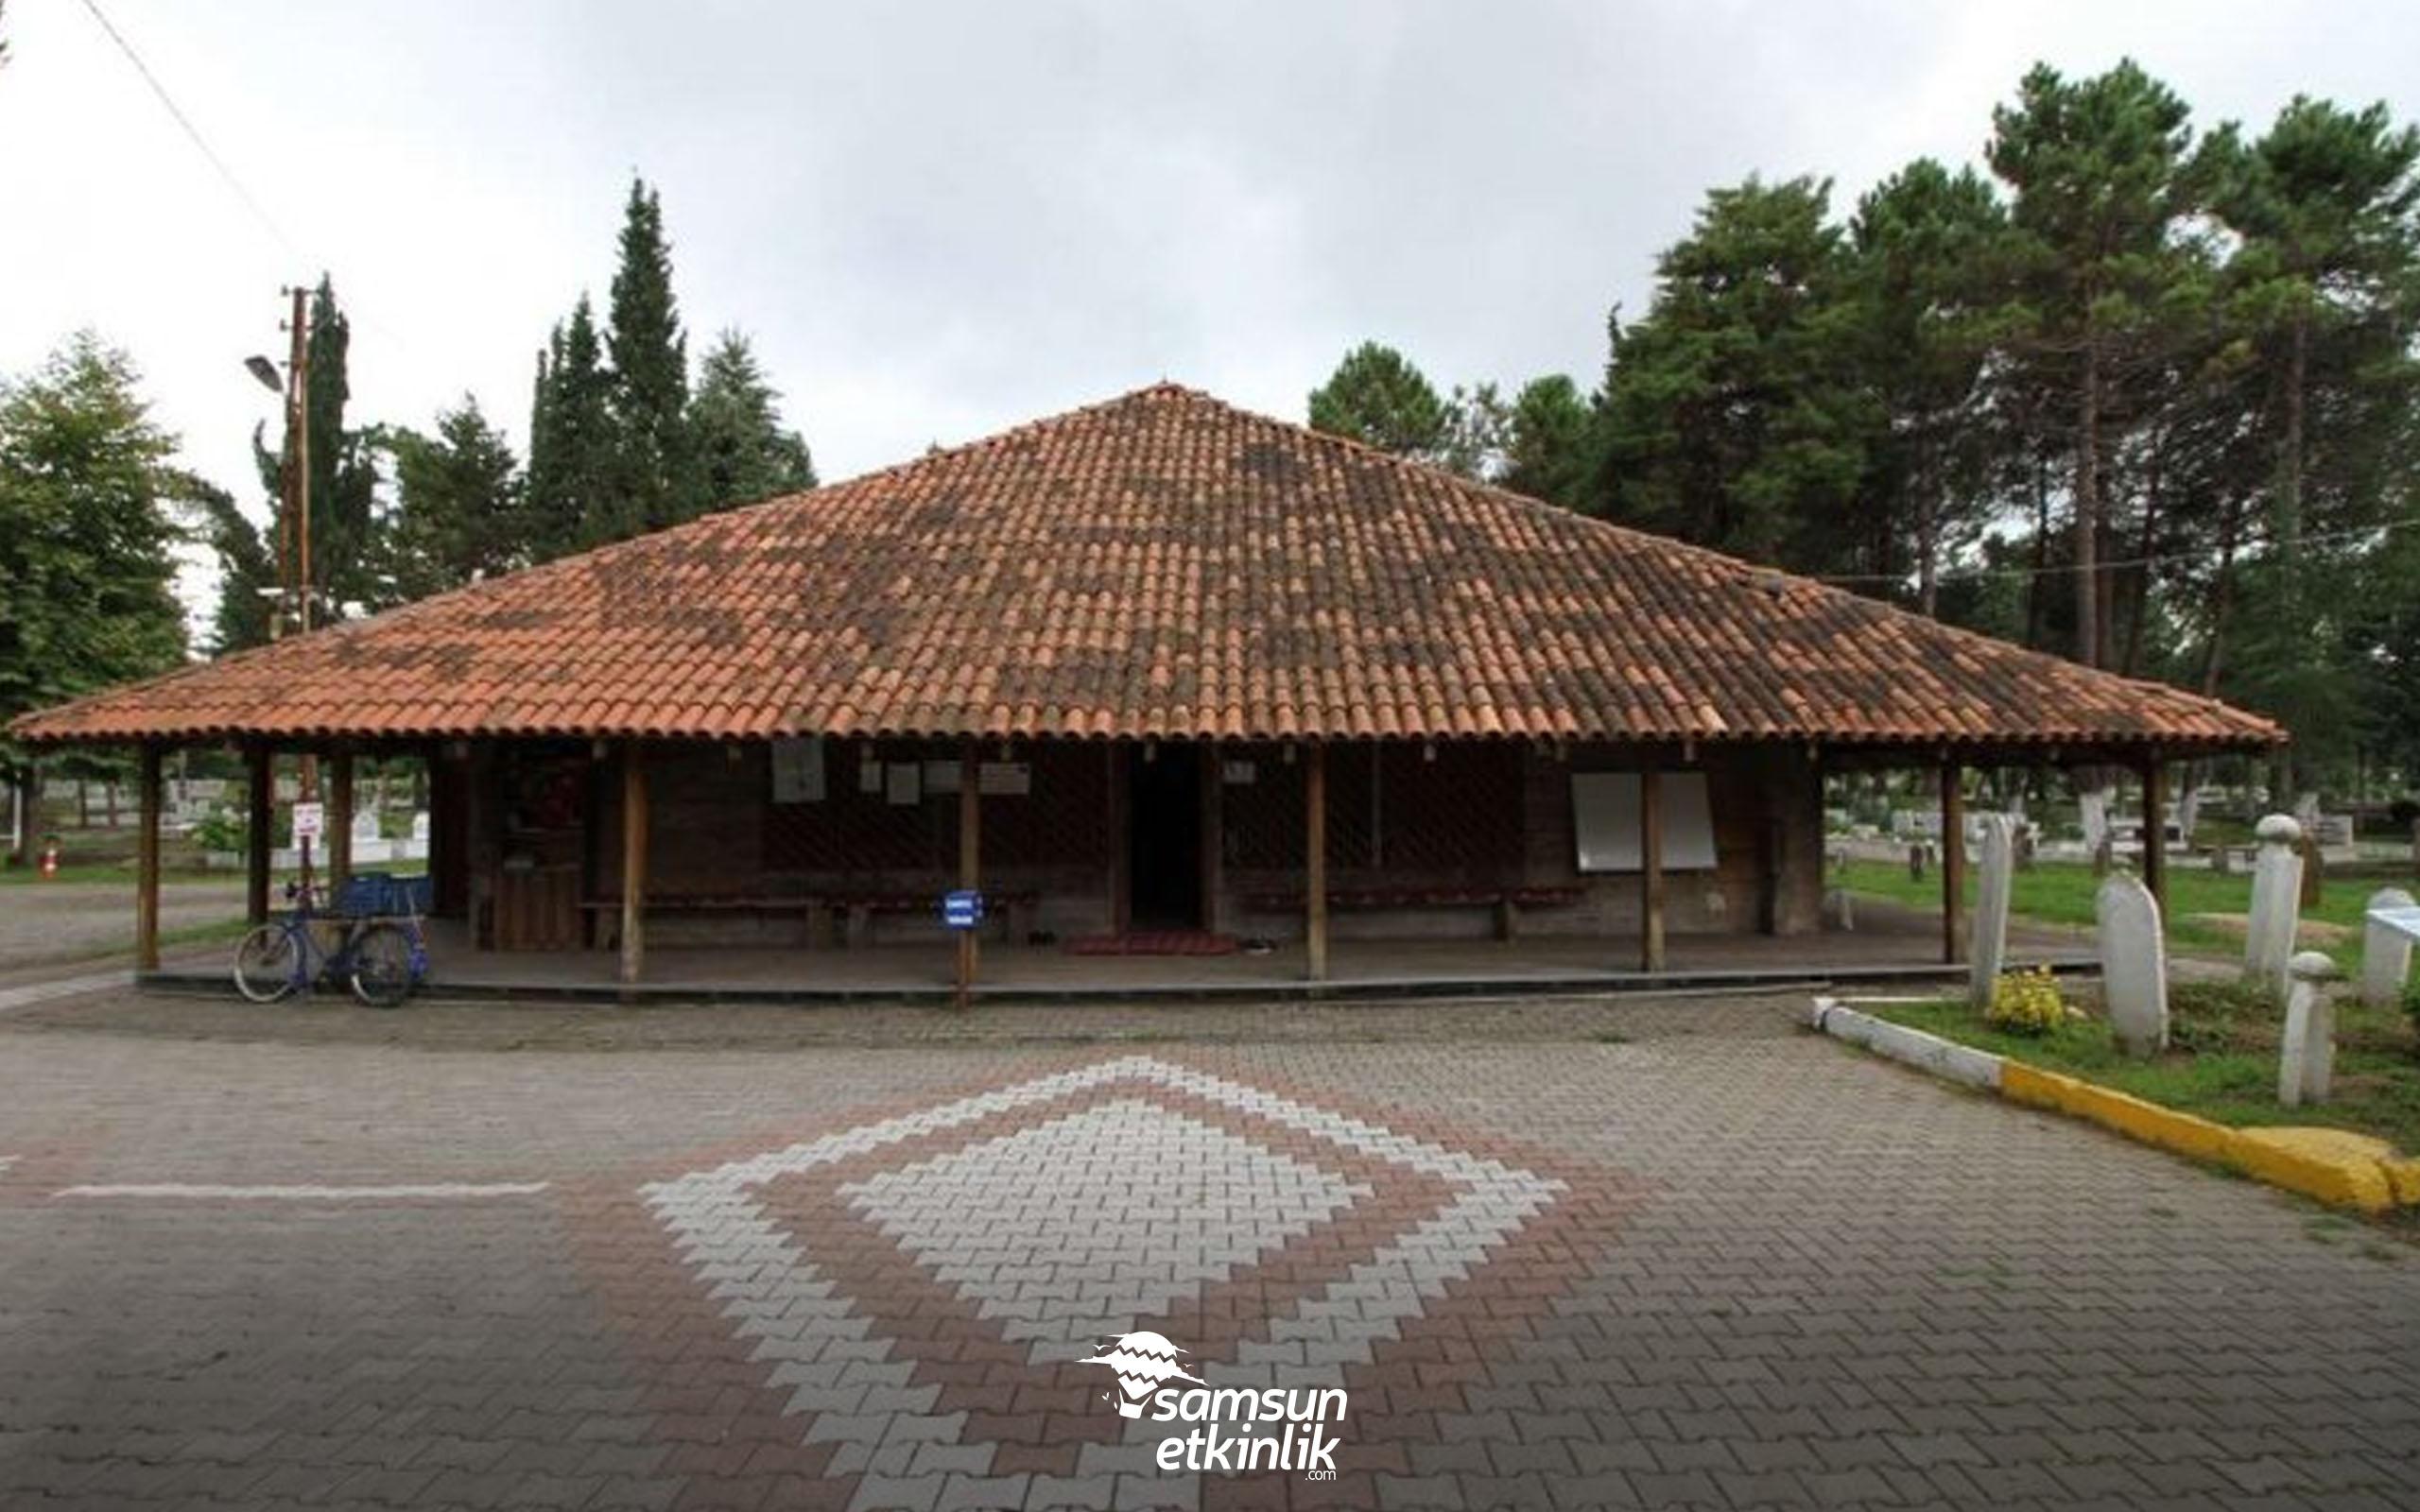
232,873,429,1007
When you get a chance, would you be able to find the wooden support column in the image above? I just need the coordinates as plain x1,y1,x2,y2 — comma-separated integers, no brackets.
2142,757,2169,915
1199,745,1224,936
958,740,980,1007
618,742,648,987
1305,742,1328,982
134,744,162,971
1640,764,1666,972
1941,762,1966,966
328,750,354,895
245,743,273,925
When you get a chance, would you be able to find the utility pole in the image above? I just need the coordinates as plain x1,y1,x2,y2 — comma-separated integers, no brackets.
282,286,317,809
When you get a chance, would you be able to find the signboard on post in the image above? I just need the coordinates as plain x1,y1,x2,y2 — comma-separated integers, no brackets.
291,801,325,845
942,889,985,930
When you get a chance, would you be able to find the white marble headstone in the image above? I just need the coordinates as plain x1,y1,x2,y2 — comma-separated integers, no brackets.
2244,814,2305,1005
2096,874,2168,1057
1967,815,2015,1010
2278,951,2341,1108
2361,888,2418,1009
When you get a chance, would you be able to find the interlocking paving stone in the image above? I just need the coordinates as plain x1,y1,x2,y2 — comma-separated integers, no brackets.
0,997,2412,1510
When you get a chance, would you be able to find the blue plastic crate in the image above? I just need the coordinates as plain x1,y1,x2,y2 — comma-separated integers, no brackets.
332,872,430,918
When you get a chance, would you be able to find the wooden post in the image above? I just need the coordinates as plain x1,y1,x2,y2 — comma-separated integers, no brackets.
959,739,980,1007
2141,757,2168,916
1305,742,1328,982
1107,745,1131,936
135,744,162,971
618,742,648,986
245,744,273,925
328,750,354,896
1942,762,1966,965
1200,745,1224,936
1640,764,1666,971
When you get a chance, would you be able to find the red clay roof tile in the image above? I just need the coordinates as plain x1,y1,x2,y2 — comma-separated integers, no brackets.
12,384,2280,752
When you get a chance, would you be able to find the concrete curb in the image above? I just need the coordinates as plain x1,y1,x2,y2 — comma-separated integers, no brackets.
1804,999,2001,1091
1809,995,2419,1214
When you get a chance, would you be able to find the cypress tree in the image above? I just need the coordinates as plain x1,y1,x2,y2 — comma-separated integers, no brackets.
605,179,691,535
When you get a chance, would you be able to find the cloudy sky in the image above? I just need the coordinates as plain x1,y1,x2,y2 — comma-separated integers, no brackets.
4,0,2416,579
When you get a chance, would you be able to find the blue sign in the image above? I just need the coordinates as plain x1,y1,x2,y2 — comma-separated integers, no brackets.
942,889,984,930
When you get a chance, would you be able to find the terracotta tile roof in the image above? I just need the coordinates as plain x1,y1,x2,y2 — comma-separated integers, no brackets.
12,384,2279,751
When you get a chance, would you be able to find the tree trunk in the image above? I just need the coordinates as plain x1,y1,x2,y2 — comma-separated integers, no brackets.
2120,434,2163,679
1916,438,1940,619
2024,454,2050,649
2074,343,2102,668
2202,493,2243,696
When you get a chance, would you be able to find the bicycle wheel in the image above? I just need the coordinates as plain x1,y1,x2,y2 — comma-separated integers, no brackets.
348,922,418,1008
233,924,302,1003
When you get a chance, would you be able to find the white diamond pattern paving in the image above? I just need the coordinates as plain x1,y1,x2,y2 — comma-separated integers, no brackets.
841,1099,1367,1358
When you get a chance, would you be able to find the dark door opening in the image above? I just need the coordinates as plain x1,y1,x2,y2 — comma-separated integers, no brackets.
1127,744,1202,928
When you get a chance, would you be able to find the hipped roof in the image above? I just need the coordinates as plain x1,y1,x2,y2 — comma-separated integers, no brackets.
11,384,2281,753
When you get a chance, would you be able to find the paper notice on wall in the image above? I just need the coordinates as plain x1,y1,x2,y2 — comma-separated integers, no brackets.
770,738,825,803
858,755,884,795
924,759,961,795
977,761,1030,796
290,801,324,843
886,762,923,806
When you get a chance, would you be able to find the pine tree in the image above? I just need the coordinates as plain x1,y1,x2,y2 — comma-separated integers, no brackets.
688,330,816,512
1307,344,1453,459
605,179,692,536
1849,159,2010,615
1595,177,1875,571
1495,375,1596,509
388,397,523,599
1987,61,2214,667
525,295,614,558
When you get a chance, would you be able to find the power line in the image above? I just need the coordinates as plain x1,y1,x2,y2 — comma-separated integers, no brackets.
1816,512,2420,589
77,0,428,363
78,0,303,260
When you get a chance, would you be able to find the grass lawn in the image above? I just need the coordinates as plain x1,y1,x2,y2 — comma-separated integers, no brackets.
1872,982,2420,1158
1831,857,2389,969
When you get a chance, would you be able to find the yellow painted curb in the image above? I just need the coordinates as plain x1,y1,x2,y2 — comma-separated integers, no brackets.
1999,1063,2235,1164
1999,1062,2410,1213
2225,1128,2397,1214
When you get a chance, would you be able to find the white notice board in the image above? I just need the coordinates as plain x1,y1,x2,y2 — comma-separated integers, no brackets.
770,738,825,803
1571,772,1718,872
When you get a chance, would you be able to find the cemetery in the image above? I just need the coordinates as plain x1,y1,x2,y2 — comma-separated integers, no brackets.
1832,809,2420,1211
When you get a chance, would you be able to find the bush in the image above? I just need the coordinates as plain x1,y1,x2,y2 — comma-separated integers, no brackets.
188,804,247,855
1986,967,2066,1037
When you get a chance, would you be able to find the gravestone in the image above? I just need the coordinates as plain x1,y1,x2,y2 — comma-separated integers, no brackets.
1967,815,2015,1010
2277,952,2342,1108
2244,815,2305,1005
410,810,431,844
2078,787,2111,854
351,809,381,845
2362,887,2418,1009
2097,874,2168,1057
2296,833,2325,908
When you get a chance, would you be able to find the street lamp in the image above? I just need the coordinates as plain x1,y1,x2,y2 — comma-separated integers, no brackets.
243,354,282,394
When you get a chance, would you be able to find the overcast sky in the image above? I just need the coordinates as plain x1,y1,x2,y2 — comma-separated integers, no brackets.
5,0,2418,606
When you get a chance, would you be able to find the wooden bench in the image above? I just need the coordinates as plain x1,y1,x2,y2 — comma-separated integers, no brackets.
581,894,826,951
1240,885,1584,942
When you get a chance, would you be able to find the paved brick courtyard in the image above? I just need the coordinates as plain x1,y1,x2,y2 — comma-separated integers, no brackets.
0,990,2416,1510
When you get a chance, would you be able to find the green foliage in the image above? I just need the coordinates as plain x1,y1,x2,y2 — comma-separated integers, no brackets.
526,295,614,561
1495,376,1595,507
1595,176,1876,570
0,333,187,782
1308,343,1453,460
386,396,523,598
688,331,816,512
1985,966,2066,1035
606,178,693,535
